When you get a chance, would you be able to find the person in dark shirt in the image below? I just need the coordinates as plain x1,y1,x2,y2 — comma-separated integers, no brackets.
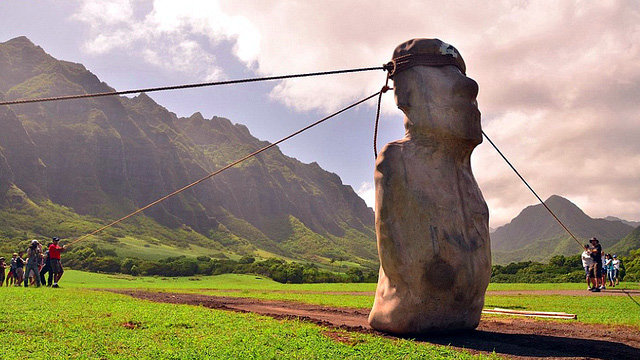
589,237,603,292
14,251,25,286
0,257,5,286
6,253,18,286
39,244,53,287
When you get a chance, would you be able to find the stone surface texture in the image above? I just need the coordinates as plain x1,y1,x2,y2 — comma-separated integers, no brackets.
369,39,491,334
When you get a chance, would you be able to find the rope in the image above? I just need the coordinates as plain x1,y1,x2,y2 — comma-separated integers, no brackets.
482,130,583,248
0,66,385,106
66,91,382,246
373,74,391,159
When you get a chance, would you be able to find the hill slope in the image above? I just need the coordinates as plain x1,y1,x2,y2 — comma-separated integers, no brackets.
609,226,640,256
0,36,376,267
603,216,640,228
491,195,633,264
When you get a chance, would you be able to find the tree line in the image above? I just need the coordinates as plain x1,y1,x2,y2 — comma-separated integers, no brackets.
491,253,633,283
58,244,640,284
63,244,378,283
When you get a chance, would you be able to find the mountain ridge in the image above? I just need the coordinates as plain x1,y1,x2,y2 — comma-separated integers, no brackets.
491,195,634,264
0,36,377,267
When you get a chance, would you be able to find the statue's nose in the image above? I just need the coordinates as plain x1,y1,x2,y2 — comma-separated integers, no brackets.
453,76,478,99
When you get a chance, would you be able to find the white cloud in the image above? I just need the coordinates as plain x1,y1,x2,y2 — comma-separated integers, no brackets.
72,0,262,81
72,0,133,25
72,0,640,227
356,181,375,208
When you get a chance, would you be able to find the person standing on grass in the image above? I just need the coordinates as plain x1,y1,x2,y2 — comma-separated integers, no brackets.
600,251,607,290
24,240,42,287
612,255,621,286
581,244,595,290
14,251,25,286
49,237,66,288
39,244,53,287
0,257,6,286
6,253,17,286
604,254,614,288
589,237,603,292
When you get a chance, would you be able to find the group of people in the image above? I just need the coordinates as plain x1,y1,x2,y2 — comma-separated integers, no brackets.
0,237,66,288
581,237,621,292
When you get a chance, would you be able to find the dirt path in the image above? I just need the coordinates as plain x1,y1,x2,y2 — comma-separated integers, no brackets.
487,289,640,297
192,288,640,297
111,290,640,360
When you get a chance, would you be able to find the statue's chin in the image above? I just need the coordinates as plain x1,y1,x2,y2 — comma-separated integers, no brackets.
405,104,482,146
448,106,482,146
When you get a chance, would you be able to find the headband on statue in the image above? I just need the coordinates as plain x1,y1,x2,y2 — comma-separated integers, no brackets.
386,38,466,78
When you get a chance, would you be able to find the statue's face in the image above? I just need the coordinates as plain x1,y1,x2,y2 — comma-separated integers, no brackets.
394,65,481,144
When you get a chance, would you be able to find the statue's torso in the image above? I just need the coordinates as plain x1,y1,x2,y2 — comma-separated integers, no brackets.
370,138,490,333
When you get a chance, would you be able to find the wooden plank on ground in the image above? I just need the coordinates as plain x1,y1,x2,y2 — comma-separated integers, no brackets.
482,307,577,319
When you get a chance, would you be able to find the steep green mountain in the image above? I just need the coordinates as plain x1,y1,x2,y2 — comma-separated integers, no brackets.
609,226,640,256
0,36,376,268
491,195,634,264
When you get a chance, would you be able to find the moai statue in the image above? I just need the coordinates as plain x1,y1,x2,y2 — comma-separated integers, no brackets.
368,39,491,334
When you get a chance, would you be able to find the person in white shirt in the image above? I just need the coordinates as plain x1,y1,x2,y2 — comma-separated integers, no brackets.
604,254,614,288
581,244,595,290
612,255,621,286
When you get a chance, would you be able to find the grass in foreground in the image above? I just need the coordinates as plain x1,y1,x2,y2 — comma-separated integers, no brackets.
0,288,495,359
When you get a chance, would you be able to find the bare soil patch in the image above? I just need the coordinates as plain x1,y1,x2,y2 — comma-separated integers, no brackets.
193,288,640,297
121,320,144,329
110,290,640,360
487,289,640,297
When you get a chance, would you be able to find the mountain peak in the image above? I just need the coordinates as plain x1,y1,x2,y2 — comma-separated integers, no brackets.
189,112,205,121
492,194,635,263
543,195,588,218
2,36,46,56
5,36,35,47
545,194,575,206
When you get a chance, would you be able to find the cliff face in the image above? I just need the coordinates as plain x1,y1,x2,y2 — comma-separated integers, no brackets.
0,36,375,264
0,96,46,202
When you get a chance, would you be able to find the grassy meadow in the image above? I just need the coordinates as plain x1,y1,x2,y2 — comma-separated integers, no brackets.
1,270,639,358
0,284,495,359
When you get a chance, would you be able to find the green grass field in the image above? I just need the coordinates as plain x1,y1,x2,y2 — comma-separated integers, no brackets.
57,270,640,291
2,270,638,358
0,286,496,359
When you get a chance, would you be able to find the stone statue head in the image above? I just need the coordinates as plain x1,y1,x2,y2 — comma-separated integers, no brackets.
390,39,482,145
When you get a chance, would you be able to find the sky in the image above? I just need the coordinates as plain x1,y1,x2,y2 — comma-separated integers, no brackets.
0,0,638,228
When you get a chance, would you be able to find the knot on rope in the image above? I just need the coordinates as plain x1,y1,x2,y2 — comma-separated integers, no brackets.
383,61,395,74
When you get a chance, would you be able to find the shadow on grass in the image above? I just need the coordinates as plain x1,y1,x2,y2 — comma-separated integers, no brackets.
410,329,640,360
622,289,640,309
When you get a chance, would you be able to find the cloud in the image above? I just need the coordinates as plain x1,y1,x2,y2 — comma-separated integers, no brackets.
72,0,133,26
356,181,375,208
71,0,640,227
72,0,262,81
